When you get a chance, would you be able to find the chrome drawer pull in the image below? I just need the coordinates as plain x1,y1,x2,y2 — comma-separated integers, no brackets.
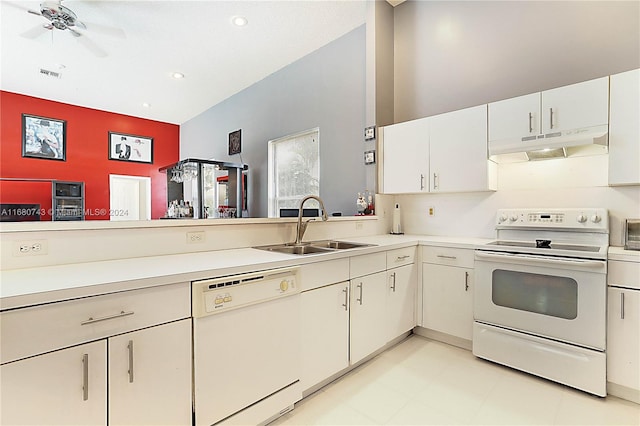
437,255,457,260
81,310,134,326
396,255,411,261
342,287,348,311
127,340,134,383
82,354,89,401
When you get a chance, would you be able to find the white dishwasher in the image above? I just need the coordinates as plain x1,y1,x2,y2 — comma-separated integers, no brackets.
192,267,302,426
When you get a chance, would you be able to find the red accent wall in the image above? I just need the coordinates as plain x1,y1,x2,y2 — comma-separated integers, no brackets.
0,91,179,220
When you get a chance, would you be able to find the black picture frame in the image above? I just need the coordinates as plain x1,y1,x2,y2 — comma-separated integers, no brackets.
228,129,242,155
22,114,67,161
108,132,153,164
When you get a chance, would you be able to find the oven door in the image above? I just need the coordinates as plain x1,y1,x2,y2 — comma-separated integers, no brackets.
474,250,607,350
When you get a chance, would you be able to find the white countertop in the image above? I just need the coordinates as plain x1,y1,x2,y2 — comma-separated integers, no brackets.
0,234,491,311
609,246,640,262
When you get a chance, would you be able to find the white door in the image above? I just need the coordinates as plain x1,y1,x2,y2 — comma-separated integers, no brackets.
350,271,388,364
607,287,640,392
109,175,151,220
609,68,640,186
488,92,541,143
386,264,417,341
380,117,430,194
1,341,107,426
300,282,350,391
108,319,192,426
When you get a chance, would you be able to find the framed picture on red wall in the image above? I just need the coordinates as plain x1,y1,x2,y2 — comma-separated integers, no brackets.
108,132,153,164
22,114,66,161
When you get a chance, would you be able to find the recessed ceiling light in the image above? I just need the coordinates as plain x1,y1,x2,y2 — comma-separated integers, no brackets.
172,72,185,79
142,102,151,108
231,16,248,27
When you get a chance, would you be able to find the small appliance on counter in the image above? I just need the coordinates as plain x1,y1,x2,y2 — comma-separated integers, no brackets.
391,203,403,235
624,219,640,251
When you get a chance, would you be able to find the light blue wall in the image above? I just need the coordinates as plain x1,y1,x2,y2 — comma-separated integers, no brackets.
180,26,367,218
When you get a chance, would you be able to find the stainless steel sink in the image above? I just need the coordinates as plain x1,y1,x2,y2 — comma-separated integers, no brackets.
255,240,374,255
308,240,374,250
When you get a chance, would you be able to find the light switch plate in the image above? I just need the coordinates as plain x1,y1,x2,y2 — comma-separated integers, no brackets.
364,126,376,141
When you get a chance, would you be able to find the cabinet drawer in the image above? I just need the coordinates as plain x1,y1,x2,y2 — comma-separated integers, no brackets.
1,282,190,364
350,252,386,279
609,260,640,290
387,247,416,269
299,258,350,291
422,246,474,268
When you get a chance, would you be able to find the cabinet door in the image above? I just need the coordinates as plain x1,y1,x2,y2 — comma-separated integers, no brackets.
1,341,107,426
541,77,609,134
422,263,473,340
350,271,388,364
300,282,350,391
381,118,430,194
488,92,541,143
607,287,640,391
386,263,417,341
109,319,192,426
609,68,640,186
429,105,495,193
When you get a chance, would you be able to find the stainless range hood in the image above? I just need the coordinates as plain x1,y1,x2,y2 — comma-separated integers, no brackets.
489,124,608,163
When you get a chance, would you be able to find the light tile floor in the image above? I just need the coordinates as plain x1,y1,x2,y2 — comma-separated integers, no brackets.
272,335,640,425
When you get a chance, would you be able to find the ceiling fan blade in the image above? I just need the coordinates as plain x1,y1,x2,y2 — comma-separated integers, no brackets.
68,28,82,37
76,34,108,58
20,24,51,39
74,19,87,30
27,9,43,16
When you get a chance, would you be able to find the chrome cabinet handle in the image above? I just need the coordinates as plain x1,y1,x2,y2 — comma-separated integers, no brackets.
549,108,554,129
357,283,363,305
420,174,425,190
342,287,348,311
81,310,134,326
82,354,89,401
396,255,410,261
127,340,134,383
528,112,533,133
437,255,457,260
621,292,625,320
464,271,469,291
433,173,438,190
390,272,397,292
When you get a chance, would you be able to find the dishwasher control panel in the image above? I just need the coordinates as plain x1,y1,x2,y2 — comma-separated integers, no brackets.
192,267,299,317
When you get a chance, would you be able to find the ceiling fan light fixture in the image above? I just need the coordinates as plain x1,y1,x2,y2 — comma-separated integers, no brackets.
231,16,248,27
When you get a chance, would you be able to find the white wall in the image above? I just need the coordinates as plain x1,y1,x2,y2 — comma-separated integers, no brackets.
394,1,640,122
398,156,640,246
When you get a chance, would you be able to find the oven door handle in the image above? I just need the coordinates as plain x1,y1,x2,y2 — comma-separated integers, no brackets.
475,251,606,270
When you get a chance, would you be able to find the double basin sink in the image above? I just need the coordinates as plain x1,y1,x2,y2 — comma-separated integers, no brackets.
256,240,375,255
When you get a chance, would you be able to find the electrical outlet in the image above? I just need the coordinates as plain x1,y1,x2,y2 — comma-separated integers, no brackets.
187,231,205,244
428,206,435,217
13,240,48,256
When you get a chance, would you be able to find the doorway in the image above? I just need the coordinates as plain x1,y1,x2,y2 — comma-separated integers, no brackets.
109,175,151,221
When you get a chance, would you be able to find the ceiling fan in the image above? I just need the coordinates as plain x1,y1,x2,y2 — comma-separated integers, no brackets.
14,0,125,57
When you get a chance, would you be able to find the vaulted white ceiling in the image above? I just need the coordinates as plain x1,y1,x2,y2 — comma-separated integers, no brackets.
1,0,367,124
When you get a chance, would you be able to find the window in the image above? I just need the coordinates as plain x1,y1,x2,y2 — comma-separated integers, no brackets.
268,128,320,217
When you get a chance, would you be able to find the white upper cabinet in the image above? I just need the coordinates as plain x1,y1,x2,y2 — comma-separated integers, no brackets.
609,68,640,186
379,117,430,194
488,77,609,154
541,77,609,134
429,105,496,193
380,106,495,194
488,93,541,143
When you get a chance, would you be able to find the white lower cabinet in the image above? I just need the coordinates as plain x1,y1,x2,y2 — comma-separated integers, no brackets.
422,246,474,342
1,340,108,426
386,251,417,341
350,271,388,364
300,281,350,391
109,319,192,426
607,259,640,403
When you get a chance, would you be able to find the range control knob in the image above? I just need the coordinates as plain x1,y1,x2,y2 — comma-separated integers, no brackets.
509,215,518,222
280,280,289,292
591,214,601,223
577,214,588,223
498,214,508,223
